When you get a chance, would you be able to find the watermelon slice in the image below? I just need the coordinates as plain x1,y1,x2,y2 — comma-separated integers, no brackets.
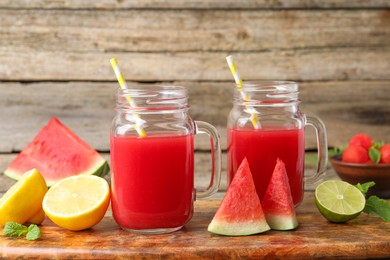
4,117,109,186
208,158,270,236
261,158,298,230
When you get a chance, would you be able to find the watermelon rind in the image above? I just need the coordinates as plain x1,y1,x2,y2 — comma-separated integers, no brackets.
208,219,270,236
4,159,110,187
264,214,298,231
91,160,110,178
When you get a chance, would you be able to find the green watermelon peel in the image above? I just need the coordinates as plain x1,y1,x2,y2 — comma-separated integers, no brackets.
92,161,110,178
4,117,109,186
208,158,270,236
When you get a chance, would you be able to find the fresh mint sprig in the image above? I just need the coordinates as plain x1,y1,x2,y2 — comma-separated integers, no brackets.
355,182,375,195
368,141,385,164
369,146,381,164
2,222,41,240
355,182,390,222
364,196,390,222
329,146,345,157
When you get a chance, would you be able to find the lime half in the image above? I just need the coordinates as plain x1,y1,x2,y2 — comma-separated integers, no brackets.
315,180,365,223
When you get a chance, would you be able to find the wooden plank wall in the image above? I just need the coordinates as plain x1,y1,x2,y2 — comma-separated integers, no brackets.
0,1,389,191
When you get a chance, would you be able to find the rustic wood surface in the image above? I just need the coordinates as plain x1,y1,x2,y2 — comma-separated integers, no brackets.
0,193,389,259
0,81,389,152
0,0,389,9
0,50,389,82
1,9,389,53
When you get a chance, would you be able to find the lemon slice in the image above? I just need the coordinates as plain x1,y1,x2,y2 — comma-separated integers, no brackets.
315,180,365,223
0,168,48,226
42,175,110,231
27,208,46,225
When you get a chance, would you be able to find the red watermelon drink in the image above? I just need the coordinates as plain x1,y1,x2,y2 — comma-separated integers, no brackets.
110,133,194,231
110,85,221,234
228,127,305,205
227,81,328,206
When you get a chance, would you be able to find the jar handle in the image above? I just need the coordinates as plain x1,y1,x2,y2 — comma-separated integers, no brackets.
194,121,222,199
305,115,328,187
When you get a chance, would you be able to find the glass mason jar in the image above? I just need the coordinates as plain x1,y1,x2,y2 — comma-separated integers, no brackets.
227,81,328,206
110,85,221,234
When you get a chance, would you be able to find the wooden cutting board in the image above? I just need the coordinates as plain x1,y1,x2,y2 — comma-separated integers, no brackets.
1,192,389,259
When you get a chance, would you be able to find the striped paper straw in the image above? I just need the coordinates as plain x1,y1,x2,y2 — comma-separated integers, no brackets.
110,58,147,138
226,55,260,129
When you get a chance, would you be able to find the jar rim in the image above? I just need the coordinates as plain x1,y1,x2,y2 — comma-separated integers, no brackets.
236,81,298,92
232,81,300,106
118,85,187,95
116,85,189,112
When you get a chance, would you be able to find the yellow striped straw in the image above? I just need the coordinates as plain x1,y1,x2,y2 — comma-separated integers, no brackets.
110,58,147,138
226,55,260,129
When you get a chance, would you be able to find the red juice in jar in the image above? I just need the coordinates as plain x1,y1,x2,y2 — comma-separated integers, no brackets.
110,133,194,230
227,126,305,206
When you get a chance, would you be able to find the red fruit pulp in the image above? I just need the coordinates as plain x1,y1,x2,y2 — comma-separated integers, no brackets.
261,158,298,230
380,144,390,164
262,158,295,215
207,158,270,236
214,158,267,223
349,133,373,151
4,117,108,186
342,145,369,163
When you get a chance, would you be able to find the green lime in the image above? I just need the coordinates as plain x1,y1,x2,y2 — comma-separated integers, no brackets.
315,180,365,223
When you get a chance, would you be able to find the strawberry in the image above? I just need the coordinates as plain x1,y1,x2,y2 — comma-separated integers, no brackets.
380,144,390,164
349,133,373,151
342,145,370,163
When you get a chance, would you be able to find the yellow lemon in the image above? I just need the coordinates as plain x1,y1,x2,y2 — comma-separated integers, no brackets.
0,168,48,226
42,175,110,231
27,208,46,225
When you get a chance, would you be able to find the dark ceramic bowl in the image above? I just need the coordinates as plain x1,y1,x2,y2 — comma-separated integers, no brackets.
330,155,390,198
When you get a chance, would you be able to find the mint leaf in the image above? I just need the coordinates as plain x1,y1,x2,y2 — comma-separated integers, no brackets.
355,182,376,196
369,146,381,164
2,222,28,237
364,196,390,222
26,224,41,241
329,146,345,157
354,182,390,222
2,222,41,240
372,141,384,149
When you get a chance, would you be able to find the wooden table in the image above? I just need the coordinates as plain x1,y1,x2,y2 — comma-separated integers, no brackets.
0,192,389,259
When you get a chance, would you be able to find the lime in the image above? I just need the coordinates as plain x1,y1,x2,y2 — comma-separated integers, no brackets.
315,180,365,223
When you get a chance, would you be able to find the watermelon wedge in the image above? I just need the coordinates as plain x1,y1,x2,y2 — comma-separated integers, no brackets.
261,158,298,230
208,158,270,236
4,117,109,186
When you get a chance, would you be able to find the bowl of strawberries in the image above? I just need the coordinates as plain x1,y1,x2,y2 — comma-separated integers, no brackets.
330,133,390,198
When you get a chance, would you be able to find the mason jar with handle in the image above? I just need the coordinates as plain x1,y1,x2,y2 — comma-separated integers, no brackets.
110,85,221,234
227,81,327,206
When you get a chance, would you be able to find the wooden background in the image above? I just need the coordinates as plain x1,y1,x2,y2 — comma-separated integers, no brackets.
0,1,389,192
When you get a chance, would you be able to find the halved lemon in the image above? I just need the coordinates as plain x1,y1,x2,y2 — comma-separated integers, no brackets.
27,208,46,225
0,168,48,226
42,175,110,231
